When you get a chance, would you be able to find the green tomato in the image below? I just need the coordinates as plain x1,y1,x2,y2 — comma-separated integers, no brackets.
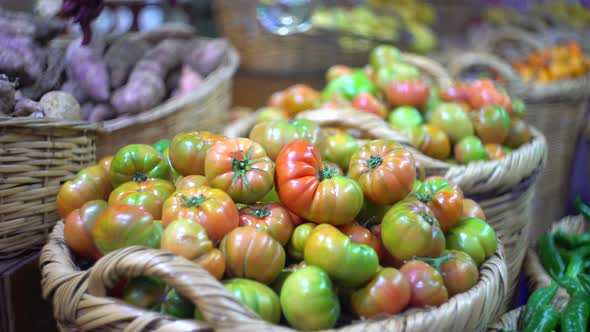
370,45,402,70
153,139,170,153
446,217,497,266
123,276,165,310
287,223,316,260
110,144,171,188
454,136,489,164
388,106,423,130
304,224,379,287
162,147,180,182
375,64,421,89
472,105,511,144
322,70,376,101
161,288,195,319
320,132,359,172
429,103,474,144
256,107,288,123
511,97,526,119
280,266,340,331
224,278,281,324
248,118,322,161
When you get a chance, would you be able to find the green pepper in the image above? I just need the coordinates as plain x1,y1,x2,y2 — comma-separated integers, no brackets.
536,233,566,280
577,273,590,294
558,244,590,262
559,276,585,296
322,70,376,101
555,230,590,249
576,196,590,222
522,283,558,327
523,304,561,332
565,254,584,278
561,293,590,332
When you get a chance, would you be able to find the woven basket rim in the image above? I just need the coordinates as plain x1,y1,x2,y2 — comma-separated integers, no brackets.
0,116,101,131
488,306,523,331
41,220,508,332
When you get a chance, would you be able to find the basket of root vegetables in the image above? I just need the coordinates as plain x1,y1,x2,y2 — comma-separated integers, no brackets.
223,45,546,310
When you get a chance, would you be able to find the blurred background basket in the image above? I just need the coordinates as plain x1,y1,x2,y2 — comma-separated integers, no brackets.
0,117,98,259
96,37,239,159
448,28,590,242
40,219,507,332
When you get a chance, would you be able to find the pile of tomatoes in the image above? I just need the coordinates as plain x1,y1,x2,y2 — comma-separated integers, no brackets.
251,44,532,165
58,120,498,330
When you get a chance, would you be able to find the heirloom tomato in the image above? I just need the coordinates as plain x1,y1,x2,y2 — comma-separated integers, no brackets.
281,84,321,117
275,140,363,225
351,267,410,318
472,105,511,144
375,63,421,89
429,103,474,144
161,187,239,242
503,118,531,149
223,278,281,324
256,107,288,124
385,79,430,108
484,143,507,160
351,93,388,118
511,97,526,119
123,276,165,310
446,217,497,266
338,222,383,260
175,175,208,191
461,198,486,220
326,65,354,82
304,224,379,287
152,139,170,153
160,219,212,260
248,118,322,161
161,147,180,182
64,200,107,259
238,203,295,246
356,200,391,227
370,45,402,69
381,199,445,262
108,178,174,219
92,204,163,255
406,124,451,160
280,266,340,331
454,136,489,164
57,165,112,218
370,224,402,268
220,226,285,284
98,156,113,176
388,106,423,130
322,70,376,101
168,131,226,176
348,139,416,205
286,222,316,260
161,288,195,319
440,84,468,103
267,90,285,109
319,131,359,172
414,178,464,232
204,138,274,204
194,248,225,280
110,144,171,187
422,250,479,296
400,260,448,308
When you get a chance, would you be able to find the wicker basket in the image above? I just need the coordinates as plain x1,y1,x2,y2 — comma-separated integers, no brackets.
40,219,507,332
0,117,99,258
95,37,240,159
448,28,590,242
487,306,523,331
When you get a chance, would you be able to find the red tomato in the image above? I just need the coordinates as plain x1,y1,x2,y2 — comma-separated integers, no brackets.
338,222,383,260
281,84,321,117
220,226,286,284
238,203,295,246
406,124,451,160
414,178,464,232
351,267,410,318
385,79,430,108
204,138,274,204
174,175,209,191
64,200,107,259
161,187,239,242
268,91,286,109
400,260,449,308
351,93,388,118
57,165,112,218
440,84,468,103
275,140,364,225
439,250,480,296
462,198,486,220
108,179,175,220
169,131,226,176
194,248,225,280
348,139,416,205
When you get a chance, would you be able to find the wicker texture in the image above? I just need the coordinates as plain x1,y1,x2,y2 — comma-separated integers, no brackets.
41,219,507,332
95,38,239,159
488,306,523,331
0,117,98,258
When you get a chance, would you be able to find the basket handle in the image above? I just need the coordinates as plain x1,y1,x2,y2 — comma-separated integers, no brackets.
477,27,544,55
447,51,525,90
401,53,453,88
86,246,271,329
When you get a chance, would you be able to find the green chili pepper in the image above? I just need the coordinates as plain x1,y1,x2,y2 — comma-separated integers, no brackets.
558,245,590,262
578,273,590,294
555,231,590,249
523,304,561,332
537,233,566,280
565,254,584,278
522,283,558,327
576,196,590,222
584,260,590,272
559,276,585,296
561,293,590,332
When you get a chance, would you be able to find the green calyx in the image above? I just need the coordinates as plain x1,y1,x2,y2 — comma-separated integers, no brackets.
413,253,451,271
245,205,272,219
318,166,338,181
180,194,207,208
230,146,266,190
132,172,149,183
365,155,383,171
420,213,439,227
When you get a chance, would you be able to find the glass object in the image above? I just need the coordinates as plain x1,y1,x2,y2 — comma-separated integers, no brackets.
256,0,314,35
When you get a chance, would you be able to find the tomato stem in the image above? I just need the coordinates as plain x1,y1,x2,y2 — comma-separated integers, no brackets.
230,146,264,191
180,194,207,207
132,172,148,183
318,166,337,181
365,155,383,171
245,205,272,219
413,254,451,271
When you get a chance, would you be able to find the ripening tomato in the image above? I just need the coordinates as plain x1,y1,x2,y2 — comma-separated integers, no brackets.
503,118,532,149
224,278,281,324
429,103,474,144
320,132,359,172
204,138,274,204
98,156,113,178
484,143,507,160
161,288,195,319
160,219,213,260
371,224,403,268
400,260,448,308
57,165,112,218
466,86,504,110
472,105,511,144
351,267,410,318
248,119,322,161
351,93,388,118
220,226,285,284
385,79,430,108
414,178,464,232
161,187,239,242
238,203,295,246
462,198,486,220
92,204,163,255
108,178,175,219
286,223,316,260
326,65,354,82
454,136,489,164
370,45,402,70
438,250,479,296
338,222,383,260
446,217,497,266
440,84,468,103
168,131,226,176
194,248,225,280
174,175,208,191
275,140,364,225
110,144,171,188
64,200,107,259
281,84,321,117
123,276,165,310
406,124,451,160
255,107,289,125
161,147,180,183
267,90,285,109
348,139,416,205
381,199,445,262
